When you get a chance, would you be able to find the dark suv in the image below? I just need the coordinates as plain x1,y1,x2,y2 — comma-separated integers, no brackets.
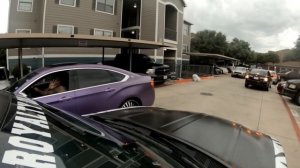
283,79,300,105
245,69,272,91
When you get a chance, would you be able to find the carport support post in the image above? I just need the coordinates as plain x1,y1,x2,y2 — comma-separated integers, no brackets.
102,47,105,63
129,43,133,72
18,48,23,79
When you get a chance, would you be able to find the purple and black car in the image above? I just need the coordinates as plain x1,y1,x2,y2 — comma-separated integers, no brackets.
7,63,155,115
0,91,287,168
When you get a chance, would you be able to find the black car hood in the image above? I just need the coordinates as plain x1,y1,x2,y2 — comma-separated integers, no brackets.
86,107,287,168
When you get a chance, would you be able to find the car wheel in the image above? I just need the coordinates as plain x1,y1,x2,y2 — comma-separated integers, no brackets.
294,92,300,106
265,86,269,91
121,99,141,108
245,83,249,88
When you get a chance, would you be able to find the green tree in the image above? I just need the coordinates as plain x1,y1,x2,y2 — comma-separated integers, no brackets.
191,30,228,54
0,49,6,67
226,38,252,63
283,36,300,61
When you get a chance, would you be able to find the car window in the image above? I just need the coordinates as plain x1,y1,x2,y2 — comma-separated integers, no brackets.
75,69,125,89
24,71,70,98
250,69,267,76
235,67,246,71
7,71,38,92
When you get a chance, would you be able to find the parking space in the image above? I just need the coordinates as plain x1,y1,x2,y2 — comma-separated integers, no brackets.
154,75,300,168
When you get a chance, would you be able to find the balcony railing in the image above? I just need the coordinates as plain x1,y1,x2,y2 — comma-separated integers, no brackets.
165,28,177,41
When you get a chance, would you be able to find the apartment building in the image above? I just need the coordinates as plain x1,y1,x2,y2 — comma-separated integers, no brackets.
7,0,191,74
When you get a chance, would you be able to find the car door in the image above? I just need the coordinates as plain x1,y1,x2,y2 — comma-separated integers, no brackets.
70,68,126,115
22,70,76,113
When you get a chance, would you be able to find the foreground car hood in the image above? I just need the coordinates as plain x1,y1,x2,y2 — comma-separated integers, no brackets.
86,107,287,168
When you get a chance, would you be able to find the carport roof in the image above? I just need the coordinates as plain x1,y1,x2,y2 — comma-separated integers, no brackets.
0,33,169,49
186,52,240,61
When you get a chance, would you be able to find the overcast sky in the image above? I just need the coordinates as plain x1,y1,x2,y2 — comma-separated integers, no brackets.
184,0,300,52
0,0,299,53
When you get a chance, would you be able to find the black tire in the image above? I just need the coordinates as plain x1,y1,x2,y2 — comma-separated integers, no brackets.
264,85,269,91
294,92,300,106
245,83,249,88
120,99,141,108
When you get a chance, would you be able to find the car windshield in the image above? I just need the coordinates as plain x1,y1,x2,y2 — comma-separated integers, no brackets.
0,94,189,168
250,69,267,76
7,71,37,92
0,69,7,80
235,67,246,71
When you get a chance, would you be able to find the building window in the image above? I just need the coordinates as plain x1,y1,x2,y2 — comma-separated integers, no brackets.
16,29,31,33
183,44,189,53
17,0,33,12
59,0,76,7
96,0,115,14
94,28,113,37
57,25,74,34
183,24,190,36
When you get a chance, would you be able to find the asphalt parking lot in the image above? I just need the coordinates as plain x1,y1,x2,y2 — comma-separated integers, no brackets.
154,75,300,168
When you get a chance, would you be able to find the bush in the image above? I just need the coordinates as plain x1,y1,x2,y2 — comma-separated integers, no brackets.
12,64,30,79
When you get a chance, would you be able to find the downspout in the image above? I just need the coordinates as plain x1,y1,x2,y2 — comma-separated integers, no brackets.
42,0,47,67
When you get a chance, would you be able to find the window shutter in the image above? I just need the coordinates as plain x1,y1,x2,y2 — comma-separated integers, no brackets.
92,0,96,10
53,25,57,33
76,0,80,7
55,0,59,4
113,32,116,37
74,27,78,34
90,29,95,35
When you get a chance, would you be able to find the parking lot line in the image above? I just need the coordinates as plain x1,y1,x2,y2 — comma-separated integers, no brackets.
280,96,300,142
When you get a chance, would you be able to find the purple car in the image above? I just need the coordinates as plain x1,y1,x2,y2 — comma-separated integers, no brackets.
7,63,155,115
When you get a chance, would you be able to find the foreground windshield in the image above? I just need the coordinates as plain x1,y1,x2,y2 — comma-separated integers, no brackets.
2,97,185,168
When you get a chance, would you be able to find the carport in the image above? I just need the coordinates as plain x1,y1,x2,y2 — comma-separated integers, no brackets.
187,52,240,65
0,33,168,78
180,52,240,77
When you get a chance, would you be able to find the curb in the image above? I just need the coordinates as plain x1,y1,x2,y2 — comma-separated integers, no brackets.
280,96,300,142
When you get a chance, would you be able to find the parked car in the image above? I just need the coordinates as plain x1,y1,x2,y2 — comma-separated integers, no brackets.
219,67,229,74
0,67,10,90
282,79,300,105
104,54,170,83
245,69,272,91
0,91,287,168
231,66,248,78
213,66,223,75
7,63,155,115
278,71,300,82
277,81,287,94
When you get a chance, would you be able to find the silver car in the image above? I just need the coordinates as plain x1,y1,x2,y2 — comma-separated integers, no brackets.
231,66,248,78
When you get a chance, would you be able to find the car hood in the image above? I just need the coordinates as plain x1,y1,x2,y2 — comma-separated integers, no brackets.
85,107,287,168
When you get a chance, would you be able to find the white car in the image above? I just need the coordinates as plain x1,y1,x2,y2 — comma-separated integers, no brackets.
231,66,248,78
0,67,10,90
